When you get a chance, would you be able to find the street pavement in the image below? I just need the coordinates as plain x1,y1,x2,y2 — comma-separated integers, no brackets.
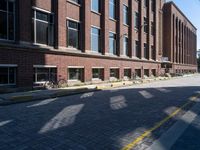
0,75,200,150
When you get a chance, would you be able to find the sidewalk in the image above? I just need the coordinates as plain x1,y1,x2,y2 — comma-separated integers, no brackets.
0,75,195,106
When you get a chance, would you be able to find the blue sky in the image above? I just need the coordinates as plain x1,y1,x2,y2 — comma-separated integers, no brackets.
166,0,200,50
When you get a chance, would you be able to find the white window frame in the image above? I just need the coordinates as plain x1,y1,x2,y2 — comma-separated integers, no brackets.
68,66,84,82
33,65,57,84
67,18,80,49
32,7,54,46
91,0,100,14
123,35,129,56
91,26,101,53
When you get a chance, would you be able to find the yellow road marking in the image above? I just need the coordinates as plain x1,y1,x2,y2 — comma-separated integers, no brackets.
122,95,199,150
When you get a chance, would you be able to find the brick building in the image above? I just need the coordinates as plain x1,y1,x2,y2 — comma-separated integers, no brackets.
163,2,197,74
0,0,197,91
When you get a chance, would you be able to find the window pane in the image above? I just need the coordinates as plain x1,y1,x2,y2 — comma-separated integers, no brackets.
8,13,14,40
36,11,48,22
123,5,128,25
91,27,100,52
8,1,14,13
109,33,116,55
135,41,140,57
68,29,78,48
72,0,79,4
109,0,115,19
0,11,7,39
36,21,48,45
50,68,57,82
92,0,100,12
144,43,148,59
123,37,128,56
69,68,83,81
124,69,131,79
35,68,57,82
134,12,139,29
0,68,8,84
0,0,7,11
110,69,119,78
9,68,16,84
67,20,79,48
92,68,103,79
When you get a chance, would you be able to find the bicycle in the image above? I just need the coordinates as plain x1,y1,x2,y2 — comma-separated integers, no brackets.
44,79,67,89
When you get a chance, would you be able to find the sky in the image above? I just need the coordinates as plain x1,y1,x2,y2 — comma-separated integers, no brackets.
166,0,200,50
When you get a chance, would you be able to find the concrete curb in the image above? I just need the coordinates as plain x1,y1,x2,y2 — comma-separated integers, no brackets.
0,74,196,106
0,88,99,106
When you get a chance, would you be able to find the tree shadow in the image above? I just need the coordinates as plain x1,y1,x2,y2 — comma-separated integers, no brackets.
0,85,200,149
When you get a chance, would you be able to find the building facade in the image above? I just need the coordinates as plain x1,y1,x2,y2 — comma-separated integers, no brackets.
0,0,197,91
163,2,197,74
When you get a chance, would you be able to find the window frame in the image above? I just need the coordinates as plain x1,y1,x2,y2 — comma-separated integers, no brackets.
0,0,16,41
91,0,100,13
109,0,116,20
67,19,80,49
68,66,84,82
134,11,139,30
32,7,54,46
123,35,129,56
124,68,132,80
110,68,119,79
109,31,117,55
0,64,17,86
33,65,57,84
123,4,129,25
91,26,101,53
92,67,104,80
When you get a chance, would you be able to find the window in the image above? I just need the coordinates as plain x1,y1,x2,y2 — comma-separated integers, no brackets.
67,20,79,49
68,68,84,81
92,68,104,80
70,0,79,4
109,0,116,19
144,43,148,59
144,0,148,7
110,68,119,79
151,45,155,60
134,12,139,30
152,69,156,77
135,69,141,79
109,32,116,55
91,0,100,13
33,9,54,46
151,0,155,12
123,36,129,56
144,69,149,78
91,27,101,52
151,21,155,36
34,67,57,83
124,69,131,80
0,66,16,85
135,40,140,58
144,17,148,33
123,5,128,25
0,0,15,40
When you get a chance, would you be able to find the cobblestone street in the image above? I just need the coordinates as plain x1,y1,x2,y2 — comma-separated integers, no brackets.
0,75,200,150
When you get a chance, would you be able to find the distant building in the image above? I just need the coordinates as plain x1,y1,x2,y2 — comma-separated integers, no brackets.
163,2,197,74
197,50,200,58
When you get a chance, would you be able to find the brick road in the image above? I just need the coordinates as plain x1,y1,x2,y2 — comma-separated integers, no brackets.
0,75,200,150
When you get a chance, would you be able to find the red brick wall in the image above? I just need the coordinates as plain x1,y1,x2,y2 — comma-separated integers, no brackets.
0,47,161,88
